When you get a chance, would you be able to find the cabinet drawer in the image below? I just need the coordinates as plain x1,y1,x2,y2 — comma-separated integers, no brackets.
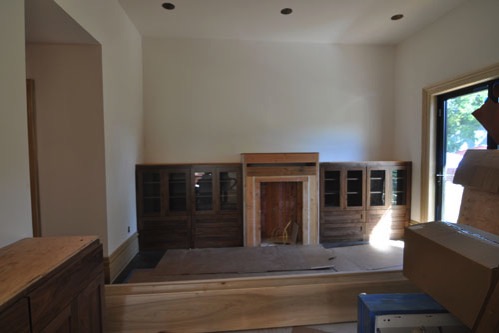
321,223,363,238
193,216,243,248
321,211,364,225
320,211,365,242
30,245,103,332
0,298,30,333
366,208,409,240
140,218,190,250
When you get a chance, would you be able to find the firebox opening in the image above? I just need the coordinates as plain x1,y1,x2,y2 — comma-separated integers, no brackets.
260,181,303,246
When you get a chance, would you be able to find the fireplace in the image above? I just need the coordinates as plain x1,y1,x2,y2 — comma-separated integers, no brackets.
241,153,319,247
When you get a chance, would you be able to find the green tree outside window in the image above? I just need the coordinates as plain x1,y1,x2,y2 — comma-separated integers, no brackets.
446,90,488,153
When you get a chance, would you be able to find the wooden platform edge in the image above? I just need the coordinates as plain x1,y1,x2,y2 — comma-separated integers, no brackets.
104,270,419,333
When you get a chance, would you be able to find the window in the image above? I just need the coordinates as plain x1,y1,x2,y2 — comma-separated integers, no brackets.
421,64,499,223
435,80,498,222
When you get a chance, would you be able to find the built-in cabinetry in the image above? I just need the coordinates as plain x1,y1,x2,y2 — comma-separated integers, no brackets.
136,164,243,250
0,236,104,333
320,161,411,243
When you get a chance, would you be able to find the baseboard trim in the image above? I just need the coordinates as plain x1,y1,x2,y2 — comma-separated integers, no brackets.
104,233,139,283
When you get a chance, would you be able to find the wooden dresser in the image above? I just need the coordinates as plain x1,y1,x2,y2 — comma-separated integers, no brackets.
0,236,104,333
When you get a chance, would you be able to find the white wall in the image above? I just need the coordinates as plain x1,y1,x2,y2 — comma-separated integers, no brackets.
143,38,395,163
0,2,33,247
54,0,143,256
25,43,107,244
394,0,499,222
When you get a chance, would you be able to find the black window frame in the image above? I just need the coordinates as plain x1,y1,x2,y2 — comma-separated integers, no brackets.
435,79,498,220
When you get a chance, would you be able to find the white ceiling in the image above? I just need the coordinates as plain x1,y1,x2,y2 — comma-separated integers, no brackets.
25,0,97,44
118,0,469,45
24,0,469,45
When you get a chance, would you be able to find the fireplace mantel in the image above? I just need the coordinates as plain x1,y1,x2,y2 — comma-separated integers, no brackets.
241,153,320,247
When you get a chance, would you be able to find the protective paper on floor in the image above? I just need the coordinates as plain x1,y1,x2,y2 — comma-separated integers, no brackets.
329,243,403,271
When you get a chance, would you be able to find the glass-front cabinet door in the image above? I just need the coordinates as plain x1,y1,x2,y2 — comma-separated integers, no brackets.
166,170,189,213
368,169,387,208
346,169,364,208
219,170,240,211
320,164,365,210
139,170,162,216
391,167,409,207
323,169,341,208
137,167,190,216
193,168,214,212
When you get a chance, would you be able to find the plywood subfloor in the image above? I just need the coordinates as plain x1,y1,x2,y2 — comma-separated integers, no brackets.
126,243,403,283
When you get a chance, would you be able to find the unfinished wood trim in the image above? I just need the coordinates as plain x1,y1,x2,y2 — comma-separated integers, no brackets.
26,79,41,237
246,166,317,177
420,62,499,222
242,153,319,164
104,270,419,332
244,176,258,246
104,233,139,283
242,153,320,247
245,176,318,246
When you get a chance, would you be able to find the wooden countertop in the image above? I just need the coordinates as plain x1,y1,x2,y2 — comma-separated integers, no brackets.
0,236,99,311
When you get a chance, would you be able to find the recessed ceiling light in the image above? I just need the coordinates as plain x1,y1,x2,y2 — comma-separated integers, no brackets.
162,2,175,10
391,14,404,21
281,8,293,15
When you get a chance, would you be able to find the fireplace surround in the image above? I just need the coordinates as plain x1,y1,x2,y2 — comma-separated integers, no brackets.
241,153,320,247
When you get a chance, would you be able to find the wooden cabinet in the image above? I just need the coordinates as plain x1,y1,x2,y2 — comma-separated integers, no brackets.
136,164,243,250
137,166,191,250
0,236,104,333
320,162,411,243
320,163,366,242
0,298,30,333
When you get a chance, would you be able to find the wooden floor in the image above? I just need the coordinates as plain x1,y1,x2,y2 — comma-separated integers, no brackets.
125,242,404,283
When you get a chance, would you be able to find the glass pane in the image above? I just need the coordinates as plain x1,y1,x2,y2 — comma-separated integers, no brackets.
194,171,213,211
443,90,488,222
143,182,160,197
143,198,161,214
169,172,187,212
142,171,161,214
392,169,406,205
143,172,160,183
346,170,363,207
324,170,340,207
370,170,386,206
220,171,238,211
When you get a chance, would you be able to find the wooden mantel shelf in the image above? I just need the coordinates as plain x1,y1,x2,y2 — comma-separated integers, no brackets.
241,152,319,165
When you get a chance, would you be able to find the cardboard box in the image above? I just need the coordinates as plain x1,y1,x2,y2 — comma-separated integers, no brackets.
453,149,499,235
403,222,499,331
